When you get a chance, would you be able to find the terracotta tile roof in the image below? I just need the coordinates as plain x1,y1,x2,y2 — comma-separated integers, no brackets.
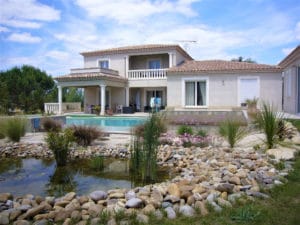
168,60,282,74
80,44,193,60
278,45,300,68
55,72,127,82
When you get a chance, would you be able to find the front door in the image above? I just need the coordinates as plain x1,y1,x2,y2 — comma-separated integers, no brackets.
239,77,259,106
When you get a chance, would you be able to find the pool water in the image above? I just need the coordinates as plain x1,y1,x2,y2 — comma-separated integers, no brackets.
0,157,172,197
66,116,147,132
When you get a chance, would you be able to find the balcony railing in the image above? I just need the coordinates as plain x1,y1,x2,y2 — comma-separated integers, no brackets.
128,69,167,79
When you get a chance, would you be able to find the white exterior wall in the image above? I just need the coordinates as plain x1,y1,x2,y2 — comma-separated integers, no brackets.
175,51,189,66
84,86,99,112
283,59,300,114
167,72,282,110
110,87,126,110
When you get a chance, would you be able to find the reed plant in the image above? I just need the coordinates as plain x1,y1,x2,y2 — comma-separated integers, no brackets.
45,128,74,167
90,155,105,171
219,119,247,148
130,113,165,183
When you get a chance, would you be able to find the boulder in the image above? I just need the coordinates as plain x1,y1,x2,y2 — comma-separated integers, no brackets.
194,201,208,216
167,183,180,198
90,191,108,202
63,192,76,201
216,183,234,193
0,193,12,202
164,207,176,219
136,214,149,224
179,205,195,217
125,198,143,208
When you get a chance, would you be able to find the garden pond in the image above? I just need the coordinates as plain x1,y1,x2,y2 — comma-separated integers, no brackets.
0,157,172,197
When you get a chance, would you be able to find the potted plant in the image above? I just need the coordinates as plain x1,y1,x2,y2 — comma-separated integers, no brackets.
246,97,258,119
94,105,101,115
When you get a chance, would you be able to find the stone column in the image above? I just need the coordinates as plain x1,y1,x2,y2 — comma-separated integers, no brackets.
58,86,62,115
125,86,130,107
100,84,106,115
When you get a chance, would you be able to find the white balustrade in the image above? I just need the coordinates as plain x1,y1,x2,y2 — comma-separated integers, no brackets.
128,69,167,79
44,102,81,114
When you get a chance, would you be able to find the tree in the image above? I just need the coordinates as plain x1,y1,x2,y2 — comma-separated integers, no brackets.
0,65,55,113
231,56,256,63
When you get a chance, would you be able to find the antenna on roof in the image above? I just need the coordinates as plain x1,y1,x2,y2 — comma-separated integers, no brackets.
174,40,197,51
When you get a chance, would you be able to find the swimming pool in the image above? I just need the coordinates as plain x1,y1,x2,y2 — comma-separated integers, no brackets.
66,116,147,132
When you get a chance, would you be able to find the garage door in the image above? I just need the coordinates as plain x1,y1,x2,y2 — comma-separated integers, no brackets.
239,78,259,105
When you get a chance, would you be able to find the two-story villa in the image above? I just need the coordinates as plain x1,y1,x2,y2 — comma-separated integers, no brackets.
55,44,282,115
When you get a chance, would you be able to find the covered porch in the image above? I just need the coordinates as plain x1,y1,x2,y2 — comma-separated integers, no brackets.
52,68,128,115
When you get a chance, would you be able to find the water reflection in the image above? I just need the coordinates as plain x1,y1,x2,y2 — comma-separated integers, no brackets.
0,157,172,197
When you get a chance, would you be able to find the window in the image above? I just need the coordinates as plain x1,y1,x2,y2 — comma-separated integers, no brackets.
185,81,207,106
148,59,161,69
99,60,109,69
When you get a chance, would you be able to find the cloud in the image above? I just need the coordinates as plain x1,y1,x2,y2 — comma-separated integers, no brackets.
0,0,60,28
282,47,295,56
46,50,70,61
7,32,41,43
76,0,200,24
0,26,10,32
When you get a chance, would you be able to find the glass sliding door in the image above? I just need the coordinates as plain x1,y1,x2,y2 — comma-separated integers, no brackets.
185,80,207,106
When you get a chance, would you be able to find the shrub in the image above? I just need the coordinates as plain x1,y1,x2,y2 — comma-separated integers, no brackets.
219,119,247,148
255,103,281,149
197,129,207,137
2,117,27,142
277,119,296,141
177,125,193,135
70,125,103,146
41,117,62,132
45,129,74,167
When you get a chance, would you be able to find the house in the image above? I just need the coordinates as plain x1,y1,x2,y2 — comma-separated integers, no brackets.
279,45,300,114
54,44,282,115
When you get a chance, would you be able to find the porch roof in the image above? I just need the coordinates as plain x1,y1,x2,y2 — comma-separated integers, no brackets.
168,60,282,74
55,72,127,83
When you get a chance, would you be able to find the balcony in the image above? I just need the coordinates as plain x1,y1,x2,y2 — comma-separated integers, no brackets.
128,69,167,80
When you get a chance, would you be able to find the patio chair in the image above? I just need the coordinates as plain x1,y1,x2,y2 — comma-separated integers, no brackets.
116,104,123,113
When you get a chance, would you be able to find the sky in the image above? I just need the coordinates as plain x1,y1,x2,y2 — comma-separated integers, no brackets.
0,0,299,76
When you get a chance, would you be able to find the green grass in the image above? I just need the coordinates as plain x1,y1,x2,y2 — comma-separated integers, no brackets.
106,155,300,225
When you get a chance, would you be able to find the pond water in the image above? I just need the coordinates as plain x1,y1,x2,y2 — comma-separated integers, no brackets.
0,157,171,197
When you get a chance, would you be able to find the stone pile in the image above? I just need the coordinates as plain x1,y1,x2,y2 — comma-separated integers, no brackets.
1,139,296,224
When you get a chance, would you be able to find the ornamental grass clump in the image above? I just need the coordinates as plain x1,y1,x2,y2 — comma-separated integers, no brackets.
41,117,62,132
1,117,27,142
70,125,103,147
45,128,74,167
177,125,193,135
219,119,247,148
255,103,282,149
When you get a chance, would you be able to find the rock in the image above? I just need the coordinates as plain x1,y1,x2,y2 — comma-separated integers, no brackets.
228,193,243,203
194,201,208,216
79,196,89,205
20,205,45,219
62,218,72,225
187,196,195,205
107,218,117,225
54,200,70,207
88,204,103,218
210,202,222,212
164,207,176,219
164,195,180,203
142,204,155,214
267,148,296,161
0,211,9,225
54,210,70,222
90,218,101,225
136,214,149,224
63,192,76,201
71,210,81,221
125,198,143,208
33,219,48,225
236,170,247,178
167,183,180,198
179,205,195,217
192,185,206,194
0,193,12,202
161,202,173,208
246,191,269,199
216,183,234,193
154,210,163,220
90,191,108,201
229,176,241,185
217,198,232,208
206,193,217,204
9,210,22,221
125,191,135,200
228,165,237,173
17,205,32,212
77,221,87,225
13,220,30,225
109,192,125,199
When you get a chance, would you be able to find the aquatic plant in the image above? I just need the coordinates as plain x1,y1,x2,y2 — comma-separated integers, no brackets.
70,125,103,146
90,155,105,171
1,117,27,142
130,113,164,183
41,117,62,132
177,125,193,135
45,128,74,166
219,119,247,148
